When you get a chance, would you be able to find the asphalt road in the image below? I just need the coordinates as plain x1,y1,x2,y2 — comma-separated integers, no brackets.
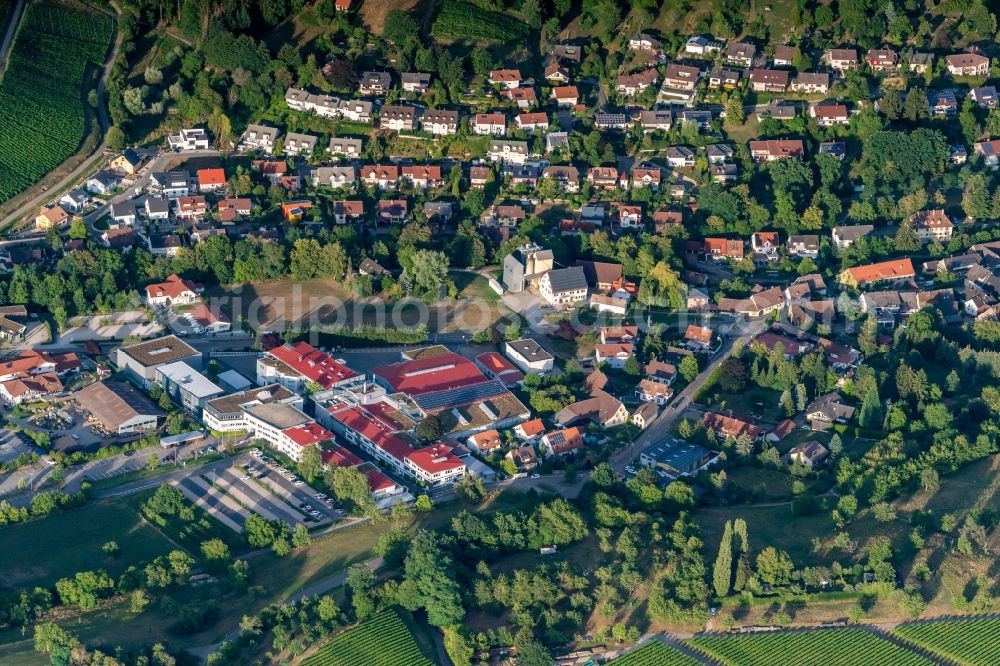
0,0,24,74
609,317,766,474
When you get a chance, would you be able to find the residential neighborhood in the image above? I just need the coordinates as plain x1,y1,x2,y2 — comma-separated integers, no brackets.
5,0,1000,663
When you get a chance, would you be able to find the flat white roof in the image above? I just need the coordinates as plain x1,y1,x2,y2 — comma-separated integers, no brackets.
217,369,253,391
155,361,224,398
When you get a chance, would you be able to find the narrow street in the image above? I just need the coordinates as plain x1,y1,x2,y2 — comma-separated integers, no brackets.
610,318,765,474
0,0,25,75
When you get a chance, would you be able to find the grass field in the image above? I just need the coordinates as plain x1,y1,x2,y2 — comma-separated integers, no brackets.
687,629,936,666
698,386,786,424
724,467,797,501
611,640,701,665
0,497,177,589
0,490,534,662
358,0,423,35
894,618,1000,666
300,607,435,666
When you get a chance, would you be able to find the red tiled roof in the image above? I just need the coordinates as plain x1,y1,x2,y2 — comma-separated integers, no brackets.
754,331,804,356
322,445,363,468
282,421,333,447
372,352,488,396
197,168,226,187
146,274,200,300
401,165,442,180
470,429,501,451
517,112,548,125
366,467,398,492
475,352,524,383
685,325,713,344
503,87,536,102
189,303,230,326
475,113,506,125
254,160,287,175
516,418,545,437
362,164,400,179
543,426,583,455
842,258,915,285
704,238,744,257
749,68,790,86
749,139,805,158
489,69,521,82
406,443,464,473
268,342,356,388
328,404,413,461
0,371,62,398
704,412,764,439
552,85,579,99
812,103,848,118
770,419,796,441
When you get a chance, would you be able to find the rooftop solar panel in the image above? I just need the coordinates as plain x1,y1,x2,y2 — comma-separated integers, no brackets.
413,379,508,411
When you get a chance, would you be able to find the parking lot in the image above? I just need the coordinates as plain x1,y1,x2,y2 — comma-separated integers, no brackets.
167,449,342,533
0,429,34,464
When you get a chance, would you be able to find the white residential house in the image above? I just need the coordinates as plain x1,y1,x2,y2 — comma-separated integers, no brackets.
144,197,170,221
110,202,137,227
472,113,506,135
832,225,874,251
239,124,279,154
59,189,90,213
149,171,190,199
421,108,459,135
539,266,588,306
488,140,529,165
85,170,119,195
285,132,318,155
167,127,210,151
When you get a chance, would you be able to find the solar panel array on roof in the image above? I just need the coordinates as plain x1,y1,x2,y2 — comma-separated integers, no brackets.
413,379,508,411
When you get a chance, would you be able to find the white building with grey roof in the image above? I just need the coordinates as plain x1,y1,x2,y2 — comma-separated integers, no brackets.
539,266,589,307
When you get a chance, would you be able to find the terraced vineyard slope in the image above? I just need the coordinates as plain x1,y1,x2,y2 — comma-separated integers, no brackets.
0,0,113,203
687,629,937,666
611,640,703,665
300,607,435,666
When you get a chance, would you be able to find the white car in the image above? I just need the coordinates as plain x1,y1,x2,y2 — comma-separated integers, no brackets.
293,479,304,486
241,474,250,481
530,473,541,479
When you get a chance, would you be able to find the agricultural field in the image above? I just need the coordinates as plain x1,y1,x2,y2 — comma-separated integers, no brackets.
894,618,1000,666
430,0,529,42
300,607,435,666
687,630,936,666
0,0,113,203
611,640,702,665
